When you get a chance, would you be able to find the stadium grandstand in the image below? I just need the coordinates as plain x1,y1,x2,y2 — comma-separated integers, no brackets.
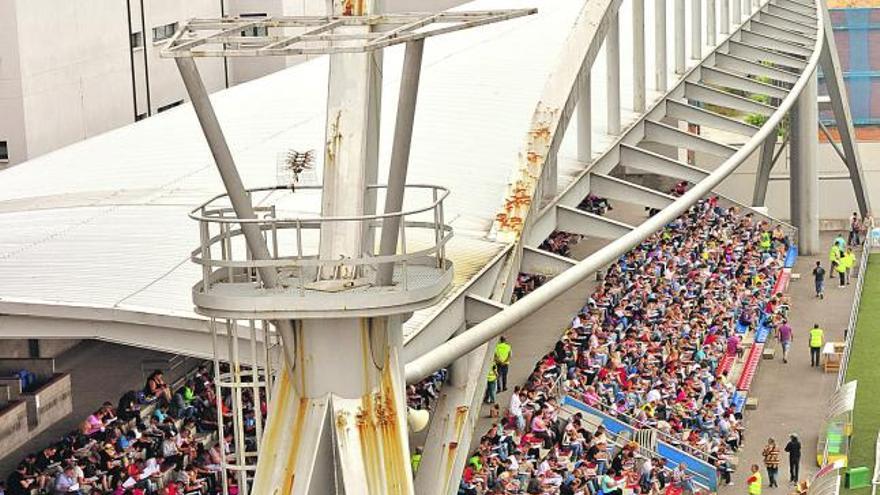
0,0,877,494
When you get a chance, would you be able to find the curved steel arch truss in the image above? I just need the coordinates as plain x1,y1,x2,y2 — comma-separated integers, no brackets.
406,0,870,492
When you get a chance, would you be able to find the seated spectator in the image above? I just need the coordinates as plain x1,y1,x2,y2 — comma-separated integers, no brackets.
145,370,173,403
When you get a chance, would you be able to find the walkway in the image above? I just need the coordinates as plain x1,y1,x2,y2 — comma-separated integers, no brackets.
719,232,858,493
0,340,195,477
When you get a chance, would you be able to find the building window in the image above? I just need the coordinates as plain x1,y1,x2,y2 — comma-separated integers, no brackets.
152,22,178,43
130,31,144,49
157,100,183,113
240,13,268,37
0,141,8,161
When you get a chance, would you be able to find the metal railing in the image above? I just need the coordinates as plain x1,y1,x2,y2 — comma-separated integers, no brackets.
836,234,872,389
189,184,452,294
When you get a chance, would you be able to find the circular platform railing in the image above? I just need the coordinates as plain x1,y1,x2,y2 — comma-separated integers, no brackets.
188,184,454,317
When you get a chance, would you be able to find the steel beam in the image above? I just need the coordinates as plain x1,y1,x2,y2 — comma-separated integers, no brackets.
556,204,635,239
656,0,669,91
683,81,777,116
818,4,872,216
766,4,817,25
521,246,578,277
747,19,815,46
789,71,819,254
376,40,424,286
708,0,717,46
665,99,761,135
771,0,815,16
643,119,739,157
590,173,677,210
721,0,730,34
692,0,703,60
738,30,813,57
726,39,808,69
713,51,800,84
634,0,647,112
752,127,778,206
619,143,711,182
607,12,621,135
675,0,686,73
755,11,817,34
701,66,790,98
578,73,592,162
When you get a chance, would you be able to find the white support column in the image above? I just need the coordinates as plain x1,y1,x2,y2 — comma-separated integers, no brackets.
607,12,621,135
721,0,729,34
691,0,702,60
577,73,592,162
707,0,716,46
789,72,819,255
742,0,751,18
732,0,741,27
675,0,686,73
655,0,668,91
633,0,646,112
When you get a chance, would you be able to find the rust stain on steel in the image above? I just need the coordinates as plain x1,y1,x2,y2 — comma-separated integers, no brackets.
494,104,560,241
276,369,307,495
325,111,343,171
442,405,470,492
352,320,409,494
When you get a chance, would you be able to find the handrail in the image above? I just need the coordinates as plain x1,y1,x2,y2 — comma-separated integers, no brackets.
872,430,880,495
836,235,871,389
189,184,450,224
404,0,825,383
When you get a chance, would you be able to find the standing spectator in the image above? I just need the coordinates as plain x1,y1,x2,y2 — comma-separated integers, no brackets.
485,363,498,405
843,248,856,286
762,438,780,487
778,319,793,364
509,386,525,431
812,261,825,299
784,434,802,484
809,324,824,368
849,212,862,246
747,464,763,495
835,254,847,288
495,337,512,392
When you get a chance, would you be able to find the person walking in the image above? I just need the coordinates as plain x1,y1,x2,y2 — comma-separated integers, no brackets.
835,256,847,288
778,319,793,364
763,438,781,487
747,464,763,495
784,434,802,484
809,324,825,368
812,261,825,299
494,336,512,392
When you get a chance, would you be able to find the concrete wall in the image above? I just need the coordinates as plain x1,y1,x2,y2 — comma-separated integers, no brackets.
0,339,80,358
22,373,73,433
0,358,56,383
0,379,22,401
0,401,30,456
0,0,27,165
693,139,880,222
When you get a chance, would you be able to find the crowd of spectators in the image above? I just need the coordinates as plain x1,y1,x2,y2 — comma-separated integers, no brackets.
5,364,264,495
460,198,789,495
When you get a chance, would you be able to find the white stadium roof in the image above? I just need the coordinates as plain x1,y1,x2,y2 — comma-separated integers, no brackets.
0,0,699,353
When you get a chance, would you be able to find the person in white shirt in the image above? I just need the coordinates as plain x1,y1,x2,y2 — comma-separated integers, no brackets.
509,386,525,431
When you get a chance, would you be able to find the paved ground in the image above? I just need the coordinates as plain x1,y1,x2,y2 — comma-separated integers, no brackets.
0,340,194,477
719,233,857,494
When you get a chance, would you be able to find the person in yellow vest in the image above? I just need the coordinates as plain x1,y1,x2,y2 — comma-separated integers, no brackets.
485,363,498,404
829,243,841,277
843,248,856,286
747,464,763,495
410,447,422,474
759,231,772,252
809,324,825,368
494,336,512,392
835,254,847,288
